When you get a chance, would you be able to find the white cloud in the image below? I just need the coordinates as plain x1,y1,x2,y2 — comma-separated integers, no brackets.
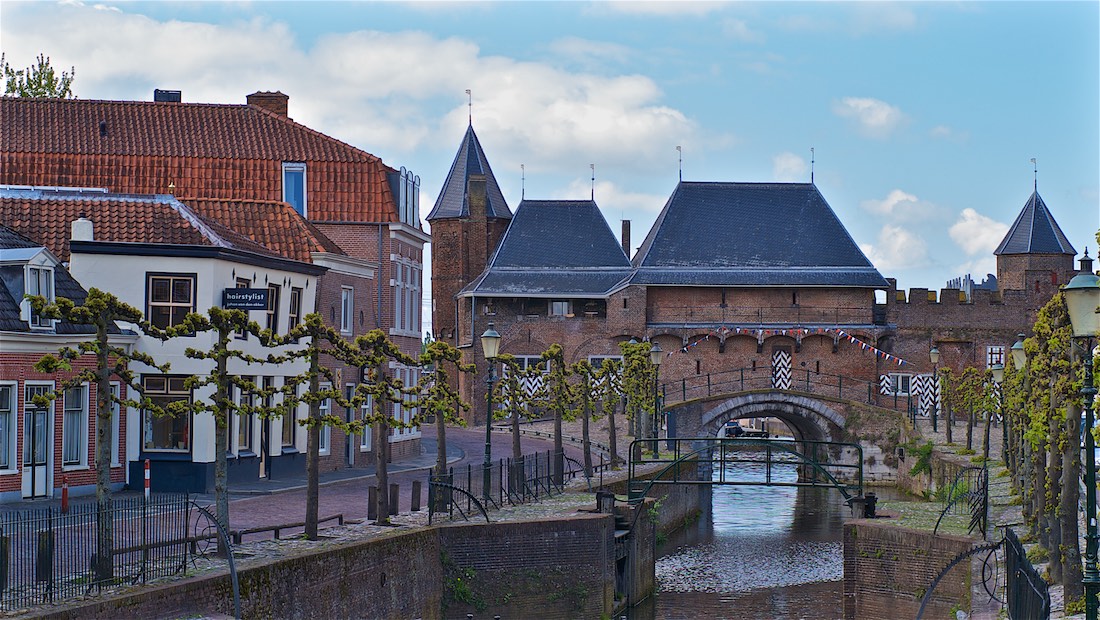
2,2,700,175
952,256,998,282
772,152,808,183
779,5,917,36
833,97,906,139
949,208,1009,256
547,36,632,67
560,179,667,216
600,1,729,17
860,225,928,271
930,124,969,143
861,189,918,216
722,19,765,44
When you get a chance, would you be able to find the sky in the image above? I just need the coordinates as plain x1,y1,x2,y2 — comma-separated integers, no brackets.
2,1,1098,333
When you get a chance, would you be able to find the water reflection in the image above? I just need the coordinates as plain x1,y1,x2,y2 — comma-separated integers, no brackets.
644,462,849,620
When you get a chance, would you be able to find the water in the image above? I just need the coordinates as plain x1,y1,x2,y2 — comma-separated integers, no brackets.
638,461,857,619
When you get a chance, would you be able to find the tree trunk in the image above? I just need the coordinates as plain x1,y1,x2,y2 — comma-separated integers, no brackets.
435,401,449,478
982,407,993,464
608,399,619,468
1034,441,1049,548
94,316,114,581
553,402,564,486
510,400,522,499
304,350,321,540
373,362,390,525
1062,401,1084,598
966,405,974,451
213,325,231,555
582,375,592,479
1047,410,1063,582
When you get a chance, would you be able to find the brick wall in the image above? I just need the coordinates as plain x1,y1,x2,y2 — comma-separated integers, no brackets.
843,520,973,619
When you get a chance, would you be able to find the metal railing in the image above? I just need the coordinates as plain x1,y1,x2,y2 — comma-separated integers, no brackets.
933,465,989,538
1004,528,1050,619
660,365,916,414
428,449,609,522
0,493,190,611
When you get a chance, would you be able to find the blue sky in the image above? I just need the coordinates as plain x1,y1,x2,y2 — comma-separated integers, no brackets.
3,1,1097,329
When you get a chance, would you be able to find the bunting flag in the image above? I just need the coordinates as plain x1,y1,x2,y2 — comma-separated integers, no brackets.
663,325,911,367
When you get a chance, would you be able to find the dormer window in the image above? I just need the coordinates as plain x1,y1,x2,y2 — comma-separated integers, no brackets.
282,162,307,216
25,265,54,329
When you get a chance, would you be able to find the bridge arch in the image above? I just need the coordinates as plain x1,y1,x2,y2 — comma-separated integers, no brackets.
677,391,848,443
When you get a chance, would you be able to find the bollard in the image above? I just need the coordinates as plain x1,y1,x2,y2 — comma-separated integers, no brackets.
144,458,150,500
60,475,69,514
389,483,399,516
411,480,421,512
367,486,378,520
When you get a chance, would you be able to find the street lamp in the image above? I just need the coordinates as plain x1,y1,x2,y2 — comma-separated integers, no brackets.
650,341,663,458
991,363,1004,467
1064,253,1100,620
930,345,940,432
480,323,501,505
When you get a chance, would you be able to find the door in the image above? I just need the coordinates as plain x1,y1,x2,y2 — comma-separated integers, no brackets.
22,384,51,498
771,348,792,390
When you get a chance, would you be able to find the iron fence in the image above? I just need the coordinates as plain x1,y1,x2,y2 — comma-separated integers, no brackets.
0,493,190,611
1003,528,1050,619
428,449,609,521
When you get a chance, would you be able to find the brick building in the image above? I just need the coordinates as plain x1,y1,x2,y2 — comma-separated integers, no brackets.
430,128,1082,427
0,90,429,487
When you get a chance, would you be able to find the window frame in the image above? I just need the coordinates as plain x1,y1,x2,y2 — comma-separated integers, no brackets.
234,277,251,341
146,273,197,330
0,383,16,471
266,283,281,334
340,286,354,334
278,377,296,450
25,265,55,329
282,162,308,216
360,392,373,452
109,382,121,467
23,382,53,467
318,382,332,454
62,384,89,468
237,378,254,454
549,299,573,317
987,345,1006,369
289,287,303,332
887,373,912,397
141,375,192,453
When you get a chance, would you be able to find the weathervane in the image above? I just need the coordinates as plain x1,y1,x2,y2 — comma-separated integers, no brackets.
590,163,595,200
676,145,682,181
1030,157,1037,191
811,147,815,184
465,89,472,125
521,164,525,200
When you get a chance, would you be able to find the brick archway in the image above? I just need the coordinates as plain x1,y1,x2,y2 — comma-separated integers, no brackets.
676,392,847,443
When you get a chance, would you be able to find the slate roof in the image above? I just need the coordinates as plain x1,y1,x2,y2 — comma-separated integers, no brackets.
0,96,400,223
0,224,99,334
994,191,1076,256
630,182,889,288
0,187,322,267
426,124,511,221
460,200,631,297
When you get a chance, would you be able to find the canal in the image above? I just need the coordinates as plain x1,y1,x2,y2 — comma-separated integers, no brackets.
632,460,866,619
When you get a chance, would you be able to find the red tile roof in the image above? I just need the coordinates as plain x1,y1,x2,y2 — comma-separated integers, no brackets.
184,198,345,263
0,96,399,223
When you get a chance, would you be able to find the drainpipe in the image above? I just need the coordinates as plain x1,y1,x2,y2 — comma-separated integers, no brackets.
377,225,384,328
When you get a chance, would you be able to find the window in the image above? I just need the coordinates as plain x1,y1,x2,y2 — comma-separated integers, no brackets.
360,393,373,451
234,277,251,340
142,376,191,452
26,265,54,328
278,378,296,449
62,385,88,466
549,300,572,317
289,287,303,332
237,378,254,452
266,284,281,333
24,384,51,468
887,373,912,396
147,274,195,329
987,346,1005,368
110,383,121,467
283,162,307,216
0,384,13,469
318,384,331,453
341,287,354,334
391,263,422,334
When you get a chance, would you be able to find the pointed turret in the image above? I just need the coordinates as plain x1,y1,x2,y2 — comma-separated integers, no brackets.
994,190,1077,292
426,124,512,221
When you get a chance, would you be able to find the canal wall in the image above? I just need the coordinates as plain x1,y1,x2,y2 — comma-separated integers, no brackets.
894,444,973,498
601,460,708,536
843,520,975,620
30,512,637,620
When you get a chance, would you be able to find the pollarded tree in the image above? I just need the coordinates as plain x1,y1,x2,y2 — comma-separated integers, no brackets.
355,329,419,525
2,53,75,98
30,289,173,583
594,357,625,467
417,340,475,480
539,344,574,485
619,340,656,454
493,353,540,495
570,359,600,478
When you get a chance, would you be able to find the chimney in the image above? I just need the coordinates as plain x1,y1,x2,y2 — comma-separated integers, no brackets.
247,91,289,117
71,213,94,242
621,220,631,258
467,174,487,220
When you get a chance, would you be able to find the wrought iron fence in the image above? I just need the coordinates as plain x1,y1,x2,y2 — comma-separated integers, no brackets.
933,465,989,537
0,493,190,611
428,449,609,522
1003,528,1050,619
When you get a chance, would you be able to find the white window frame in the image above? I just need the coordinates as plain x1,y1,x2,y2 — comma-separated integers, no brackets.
142,375,191,453
282,162,307,216
0,382,16,472
25,265,55,329
62,383,89,469
360,393,373,452
987,345,1005,368
887,373,912,397
237,379,254,454
549,300,572,317
340,287,354,334
147,274,196,330
110,382,121,467
318,383,332,455
289,287,303,332
266,283,281,334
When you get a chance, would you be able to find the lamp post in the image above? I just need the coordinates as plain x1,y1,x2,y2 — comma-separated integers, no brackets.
990,363,1004,466
1064,253,1100,620
480,323,501,504
650,341,663,458
1010,334,1029,502
930,346,940,432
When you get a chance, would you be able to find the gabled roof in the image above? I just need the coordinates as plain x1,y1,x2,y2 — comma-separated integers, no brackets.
426,124,511,221
0,96,400,223
631,182,888,288
0,224,99,335
0,187,321,268
994,191,1076,256
184,198,345,262
461,200,631,297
